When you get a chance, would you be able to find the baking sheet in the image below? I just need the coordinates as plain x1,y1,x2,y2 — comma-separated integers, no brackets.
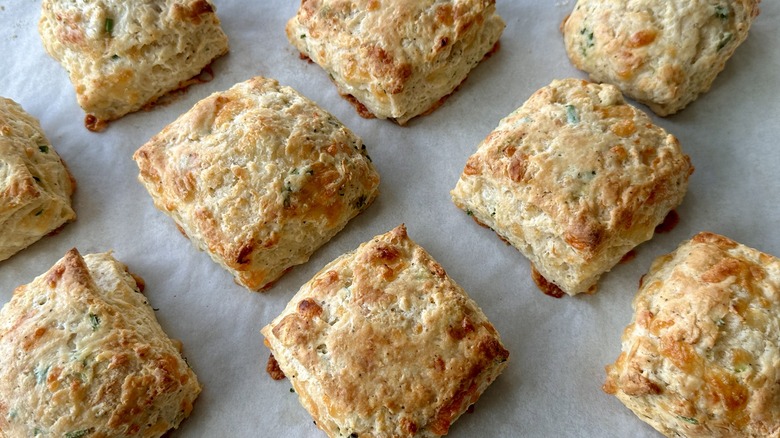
1,1,779,436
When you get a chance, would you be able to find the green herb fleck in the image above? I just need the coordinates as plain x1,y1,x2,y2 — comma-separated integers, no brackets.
89,313,100,331
353,195,368,210
34,427,44,436
717,32,733,51
34,364,50,385
580,27,595,55
734,364,749,373
282,181,293,208
34,209,43,216
715,5,729,20
300,34,306,39
290,168,299,175
289,387,295,393
566,105,579,124
65,428,93,438
111,54,120,60
466,209,474,217
678,416,699,425
38,145,49,153
105,18,114,35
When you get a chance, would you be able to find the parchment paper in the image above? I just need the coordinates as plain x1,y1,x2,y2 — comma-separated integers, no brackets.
1,1,779,436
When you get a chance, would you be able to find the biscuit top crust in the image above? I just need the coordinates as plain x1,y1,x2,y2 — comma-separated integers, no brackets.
0,97,76,261
0,249,200,437
39,0,229,128
461,79,692,257
562,0,761,115
287,0,504,122
263,225,509,436
605,233,780,437
133,76,379,290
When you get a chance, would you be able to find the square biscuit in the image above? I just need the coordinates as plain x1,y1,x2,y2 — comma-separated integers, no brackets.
134,76,380,291
0,249,200,437
261,225,509,437
451,79,693,296
287,0,505,124
604,232,780,437
0,97,76,262
39,0,229,131
562,0,761,116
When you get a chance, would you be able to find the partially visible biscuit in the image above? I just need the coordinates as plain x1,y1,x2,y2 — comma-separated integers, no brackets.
287,0,505,124
451,79,693,296
262,225,509,437
39,0,229,131
604,232,780,437
562,0,761,116
134,76,380,291
0,97,76,262
0,249,200,437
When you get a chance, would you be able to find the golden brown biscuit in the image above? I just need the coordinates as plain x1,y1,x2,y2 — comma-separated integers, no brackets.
39,0,229,131
0,97,76,262
262,225,509,437
604,232,780,437
562,0,761,116
287,0,505,124
134,76,380,291
451,79,693,296
0,249,200,437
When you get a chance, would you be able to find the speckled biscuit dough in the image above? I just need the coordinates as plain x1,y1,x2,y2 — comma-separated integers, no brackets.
0,249,201,437
287,0,505,124
451,79,693,296
262,225,510,437
0,97,76,262
604,232,780,437
39,0,229,131
562,0,761,116
133,76,380,291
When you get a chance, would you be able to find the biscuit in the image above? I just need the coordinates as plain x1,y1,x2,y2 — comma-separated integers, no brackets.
0,97,76,262
39,0,229,131
134,76,380,291
286,0,505,124
451,79,693,296
262,225,509,437
562,0,761,116
604,232,780,437
0,249,200,437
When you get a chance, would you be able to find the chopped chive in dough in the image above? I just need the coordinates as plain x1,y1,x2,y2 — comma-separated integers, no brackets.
89,312,101,330
38,145,48,153
566,104,579,124
717,32,733,51
678,416,699,425
715,5,729,20
65,429,93,438
300,34,306,39
34,210,43,216
111,54,120,60
353,195,367,209
105,18,114,35
466,209,474,216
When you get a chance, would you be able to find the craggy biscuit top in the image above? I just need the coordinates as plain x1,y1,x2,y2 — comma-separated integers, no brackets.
605,232,780,437
0,249,200,437
452,79,692,294
39,0,229,130
562,0,761,115
287,0,504,123
262,225,509,437
134,76,379,290
0,97,76,261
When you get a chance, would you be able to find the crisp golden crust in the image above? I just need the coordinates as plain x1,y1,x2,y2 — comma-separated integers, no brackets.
133,76,380,291
0,249,200,437
562,0,761,116
38,0,229,130
451,79,693,295
0,97,76,262
286,0,505,124
261,225,509,437
604,233,780,437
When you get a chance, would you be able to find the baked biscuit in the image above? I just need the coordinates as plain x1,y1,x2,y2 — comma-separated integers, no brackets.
604,232,780,437
134,76,380,291
451,79,693,296
0,249,200,437
287,0,505,124
0,97,76,262
562,0,761,116
262,225,509,437
39,0,229,131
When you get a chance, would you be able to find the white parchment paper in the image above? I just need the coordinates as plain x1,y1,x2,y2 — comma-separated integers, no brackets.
1,1,779,436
